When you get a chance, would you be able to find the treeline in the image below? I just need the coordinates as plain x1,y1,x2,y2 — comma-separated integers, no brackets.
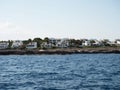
0,37,120,50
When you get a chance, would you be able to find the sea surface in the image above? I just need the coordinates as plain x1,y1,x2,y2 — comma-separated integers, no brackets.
0,54,120,90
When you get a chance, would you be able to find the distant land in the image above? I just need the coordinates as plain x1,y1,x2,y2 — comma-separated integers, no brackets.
0,37,120,54
0,47,120,55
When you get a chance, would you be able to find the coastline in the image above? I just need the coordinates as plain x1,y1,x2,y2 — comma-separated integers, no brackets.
0,47,120,55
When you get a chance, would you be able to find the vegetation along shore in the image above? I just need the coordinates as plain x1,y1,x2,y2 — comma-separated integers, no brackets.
0,37,120,55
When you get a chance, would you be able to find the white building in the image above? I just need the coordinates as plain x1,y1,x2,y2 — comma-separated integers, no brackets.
0,42,9,49
41,42,52,48
11,40,23,48
115,40,120,46
116,40,120,44
109,41,116,46
91,39,102,46
56,38,69,48
82,40,91,46
48,38,57,46
26,42,37,49
41,38,70,48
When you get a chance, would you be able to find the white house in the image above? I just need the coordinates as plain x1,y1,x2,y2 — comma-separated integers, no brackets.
41,38,70,48
109,41,116,46
116,40,120,44
11,40,23,48
115,40,120,46
82,40,91,46
26,42,37,49
91,39,102,46
0,42,9,49
56,38,69,48
41,42,52,48
49,38,56,44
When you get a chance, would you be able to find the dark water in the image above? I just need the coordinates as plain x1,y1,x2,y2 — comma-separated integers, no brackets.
0,54,120,90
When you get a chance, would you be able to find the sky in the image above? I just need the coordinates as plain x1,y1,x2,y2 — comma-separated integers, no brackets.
0,0,120,40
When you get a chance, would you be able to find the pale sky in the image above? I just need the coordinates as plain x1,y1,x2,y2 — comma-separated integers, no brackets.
0,0,120,40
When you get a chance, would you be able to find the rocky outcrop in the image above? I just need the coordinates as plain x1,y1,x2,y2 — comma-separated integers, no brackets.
0,48,120,55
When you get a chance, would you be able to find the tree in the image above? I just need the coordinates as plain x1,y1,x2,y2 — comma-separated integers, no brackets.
69,39,76,47
101,39,110,46
33,37,43,47
22,40,29,45
23,38,32,45
28,38,32,42
74,39,81,47
33,37,42,41
8,40,13,49
44,37,49,43
90,40,95,44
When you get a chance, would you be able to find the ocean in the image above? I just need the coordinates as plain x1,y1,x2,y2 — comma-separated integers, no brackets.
0,54,120,90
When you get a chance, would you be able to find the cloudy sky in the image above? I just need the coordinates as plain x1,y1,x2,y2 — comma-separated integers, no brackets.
0,0,120,40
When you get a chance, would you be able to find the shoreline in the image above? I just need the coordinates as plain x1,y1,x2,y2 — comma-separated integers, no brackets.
0,47,120,55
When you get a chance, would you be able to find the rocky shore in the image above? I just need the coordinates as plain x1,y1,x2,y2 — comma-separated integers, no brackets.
0,47,120,55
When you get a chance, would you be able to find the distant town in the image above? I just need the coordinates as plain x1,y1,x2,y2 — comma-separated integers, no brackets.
0,37,120,50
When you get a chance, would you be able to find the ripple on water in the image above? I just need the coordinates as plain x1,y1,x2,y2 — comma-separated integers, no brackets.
0,54,120,90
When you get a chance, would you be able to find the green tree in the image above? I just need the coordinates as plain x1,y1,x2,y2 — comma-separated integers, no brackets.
28,38,32,42
101,39,110,46
8,40,13,49
69,39,76,47
44,37,49,43
23,38,32,45
22,40,29,45
33,37,43,47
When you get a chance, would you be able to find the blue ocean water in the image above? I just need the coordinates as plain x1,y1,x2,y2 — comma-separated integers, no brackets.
0,54,120,90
